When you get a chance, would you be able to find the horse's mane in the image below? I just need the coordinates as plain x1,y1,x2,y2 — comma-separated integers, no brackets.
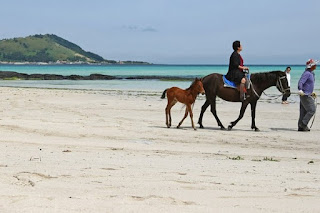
186,78,199,90
250,71,283,83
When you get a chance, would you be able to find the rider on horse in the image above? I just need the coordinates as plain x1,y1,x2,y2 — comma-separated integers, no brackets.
225,40,250,101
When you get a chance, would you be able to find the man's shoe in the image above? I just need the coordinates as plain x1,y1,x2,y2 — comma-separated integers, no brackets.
304,126,310,131
298,126,310,131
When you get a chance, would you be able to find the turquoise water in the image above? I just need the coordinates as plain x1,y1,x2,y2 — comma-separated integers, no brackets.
0,64,304,77
0,64,317,94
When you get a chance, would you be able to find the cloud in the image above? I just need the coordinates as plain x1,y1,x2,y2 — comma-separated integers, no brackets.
121,25,157,32
141,26,157,32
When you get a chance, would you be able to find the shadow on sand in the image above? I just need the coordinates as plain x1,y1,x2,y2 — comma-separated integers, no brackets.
152,125,266,132
270,127,298,132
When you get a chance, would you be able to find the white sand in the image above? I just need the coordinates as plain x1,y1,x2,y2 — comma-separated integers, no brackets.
0,87,319,213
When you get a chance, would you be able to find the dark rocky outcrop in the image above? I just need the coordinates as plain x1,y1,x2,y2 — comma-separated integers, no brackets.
88,74,116,80
0,71,116,80
0,71,194,81
125,75,193,81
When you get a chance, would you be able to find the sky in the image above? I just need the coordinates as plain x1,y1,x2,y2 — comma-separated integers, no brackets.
0,0,319,64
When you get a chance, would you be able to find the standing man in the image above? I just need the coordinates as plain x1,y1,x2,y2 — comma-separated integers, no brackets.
282,66,291,104
298,59,318,131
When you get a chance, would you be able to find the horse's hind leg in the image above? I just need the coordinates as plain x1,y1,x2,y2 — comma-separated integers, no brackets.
165,104,170,128
165,104,173,128
177,107,188,129
198,100,210,128
166,99,177,127
165,98,173,128
228,101,249,130
210,99,225,130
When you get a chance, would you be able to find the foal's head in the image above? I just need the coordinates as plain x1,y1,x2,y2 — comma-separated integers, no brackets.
191,78,205,95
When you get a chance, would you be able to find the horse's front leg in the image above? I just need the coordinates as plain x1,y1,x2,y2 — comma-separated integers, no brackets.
228,101,249,130
198,100,210,128
187,104,196,130
250,101,259,131
210,99,225,130
177,107,188,129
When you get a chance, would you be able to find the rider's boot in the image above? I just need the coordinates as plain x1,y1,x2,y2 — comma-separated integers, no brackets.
240,83,246,102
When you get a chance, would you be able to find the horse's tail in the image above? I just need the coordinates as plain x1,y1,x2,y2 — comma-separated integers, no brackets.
161,89,168,99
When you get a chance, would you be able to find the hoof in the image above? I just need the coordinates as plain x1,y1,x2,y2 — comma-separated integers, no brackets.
228,125,232,131
167,126,170,128
220,126,226,130
193,128,197,131
252,127,260,131
176,126,180,129
199,124,204,129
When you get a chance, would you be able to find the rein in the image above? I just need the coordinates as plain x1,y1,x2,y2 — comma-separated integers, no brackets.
247,73,289,100
310,96,318,129
310,96,317,128
290,92,318,129
272,89,317,129
262,92,283,100
261,75,290,100
247,77,260,98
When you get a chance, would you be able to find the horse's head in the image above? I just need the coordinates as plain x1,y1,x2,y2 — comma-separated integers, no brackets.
195,78,205,95
276,71,291,97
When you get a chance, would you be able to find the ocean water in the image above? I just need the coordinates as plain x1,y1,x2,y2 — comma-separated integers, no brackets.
0,64,318,95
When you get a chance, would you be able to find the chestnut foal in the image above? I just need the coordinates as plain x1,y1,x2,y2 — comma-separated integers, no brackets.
161,78,205,130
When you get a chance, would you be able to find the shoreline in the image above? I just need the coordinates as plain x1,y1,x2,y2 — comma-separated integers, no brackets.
0,63,306,66
0,85,293,98
0,84,304,104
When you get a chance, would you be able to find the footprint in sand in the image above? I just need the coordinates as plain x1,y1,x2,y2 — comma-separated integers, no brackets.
130,195,197,205
12,172,57,187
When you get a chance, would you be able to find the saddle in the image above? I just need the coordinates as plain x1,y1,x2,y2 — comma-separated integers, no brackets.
223,74,251,90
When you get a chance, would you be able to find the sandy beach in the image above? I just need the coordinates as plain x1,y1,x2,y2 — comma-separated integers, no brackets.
0,86,319,212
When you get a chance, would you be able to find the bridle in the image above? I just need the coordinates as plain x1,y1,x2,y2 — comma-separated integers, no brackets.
250,74,290,99
276,75,290,94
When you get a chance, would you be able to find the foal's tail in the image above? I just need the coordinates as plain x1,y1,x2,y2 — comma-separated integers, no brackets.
161,89,168,99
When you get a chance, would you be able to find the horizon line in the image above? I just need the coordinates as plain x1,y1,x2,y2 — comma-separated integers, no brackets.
0,63,306,66
149,63,306,66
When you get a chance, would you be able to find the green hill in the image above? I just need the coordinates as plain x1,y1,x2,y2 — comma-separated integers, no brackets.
0,34,116,63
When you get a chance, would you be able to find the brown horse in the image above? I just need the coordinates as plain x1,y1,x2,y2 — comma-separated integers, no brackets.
198,71,291,131
161,78,205,130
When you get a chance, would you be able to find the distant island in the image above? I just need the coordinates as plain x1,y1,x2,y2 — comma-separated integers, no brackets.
0,34,150,65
